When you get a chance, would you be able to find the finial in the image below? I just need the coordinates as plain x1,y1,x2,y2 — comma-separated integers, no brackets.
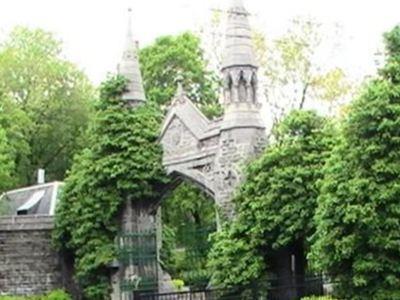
126,8,133,39
176,82,184,97
228,0,248,14
173,76,186,104
176,75,185,97
117,6,147,104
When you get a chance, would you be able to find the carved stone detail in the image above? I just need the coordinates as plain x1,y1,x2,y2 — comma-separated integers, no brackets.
159,0,266,218
161,117,197,157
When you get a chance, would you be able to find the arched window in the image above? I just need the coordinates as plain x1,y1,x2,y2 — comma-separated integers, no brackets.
224,73,233,103
250,71,258,103
238,70,246,102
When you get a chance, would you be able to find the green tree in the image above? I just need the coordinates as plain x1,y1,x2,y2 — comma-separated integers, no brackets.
208,110,333,288
54,76,168,299
0,27,94,185
161,182,216,288
139,32,222,118
0,92,31,186
255,17,352,122
310,26,400,299
0,126,13,192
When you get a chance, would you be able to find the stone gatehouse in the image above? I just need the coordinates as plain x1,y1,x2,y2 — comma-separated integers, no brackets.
0,0,267,298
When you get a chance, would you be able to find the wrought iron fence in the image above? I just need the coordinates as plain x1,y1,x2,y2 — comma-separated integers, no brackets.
134,275,325,300
118,230,159,294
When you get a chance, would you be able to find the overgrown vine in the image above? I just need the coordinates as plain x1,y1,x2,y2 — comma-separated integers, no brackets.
53,75,168,299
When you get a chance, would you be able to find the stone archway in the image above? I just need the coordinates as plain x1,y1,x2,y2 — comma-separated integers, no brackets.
112,1,267,298
159,87,266,218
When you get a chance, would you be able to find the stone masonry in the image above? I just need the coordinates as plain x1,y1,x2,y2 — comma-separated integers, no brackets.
160,0,266,217
0,216,63,296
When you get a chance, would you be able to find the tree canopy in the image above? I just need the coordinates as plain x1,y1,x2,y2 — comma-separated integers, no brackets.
139,32,222,118
309,25,400,299
208,110,333,288
54,76,168,299
252,18,353,125
161,182,217,288
0,27,94,186
0,126,13,193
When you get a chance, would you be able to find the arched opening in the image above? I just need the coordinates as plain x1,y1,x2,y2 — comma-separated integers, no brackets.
115,170,218,298
159,172,218,291
238,70,247,102
250,71,257,103
224,73,234,104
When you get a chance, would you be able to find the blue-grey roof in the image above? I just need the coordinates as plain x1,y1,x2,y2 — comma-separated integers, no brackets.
0,182,63,216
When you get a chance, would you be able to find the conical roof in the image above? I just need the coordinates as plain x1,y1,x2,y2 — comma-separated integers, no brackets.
221,0,258,70
118,8,146,103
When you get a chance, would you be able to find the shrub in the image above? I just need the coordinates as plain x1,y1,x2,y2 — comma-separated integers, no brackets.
45,290,71,300
301,297,337,300
0,290,71,300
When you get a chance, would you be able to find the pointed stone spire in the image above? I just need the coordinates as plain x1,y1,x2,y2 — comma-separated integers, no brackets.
222,0,258,70
118,8,146,105
221,0,258,106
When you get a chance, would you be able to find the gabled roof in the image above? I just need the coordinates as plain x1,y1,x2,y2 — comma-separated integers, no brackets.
0,182,63,216
160,89,211,141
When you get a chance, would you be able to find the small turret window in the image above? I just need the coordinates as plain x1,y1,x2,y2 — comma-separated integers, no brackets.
238,71,247,102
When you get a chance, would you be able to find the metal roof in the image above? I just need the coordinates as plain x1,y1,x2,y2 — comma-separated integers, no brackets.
0,182,63,216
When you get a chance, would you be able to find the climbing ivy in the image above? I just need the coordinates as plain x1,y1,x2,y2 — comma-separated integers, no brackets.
53,75,168,299
208,110,334,288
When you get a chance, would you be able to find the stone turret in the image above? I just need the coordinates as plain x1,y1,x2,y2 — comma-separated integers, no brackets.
222,0,258,105
117,8,146,106
160,0,266,218
221,0,264,130
214,0,266,216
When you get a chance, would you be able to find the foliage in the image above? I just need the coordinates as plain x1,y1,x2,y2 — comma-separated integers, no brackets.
44,290,71,300
254,17,352,123
0,126,14,193
53,75,168,299
161,183,216,288
0,26,94,185
0,93,31,188
172,279,185,291
208,110,333,288
301,297,337,300
208,226,265,288
162,183,216,235
139,32,222,118
309,25,400,300
0,289,71,300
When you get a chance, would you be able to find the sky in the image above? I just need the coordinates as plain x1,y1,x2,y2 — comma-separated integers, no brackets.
0,0,399,85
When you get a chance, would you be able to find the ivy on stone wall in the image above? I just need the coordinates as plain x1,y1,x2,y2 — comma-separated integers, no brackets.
53,75,168,299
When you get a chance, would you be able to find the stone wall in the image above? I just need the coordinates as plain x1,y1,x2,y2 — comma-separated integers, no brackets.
0,215,63,296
